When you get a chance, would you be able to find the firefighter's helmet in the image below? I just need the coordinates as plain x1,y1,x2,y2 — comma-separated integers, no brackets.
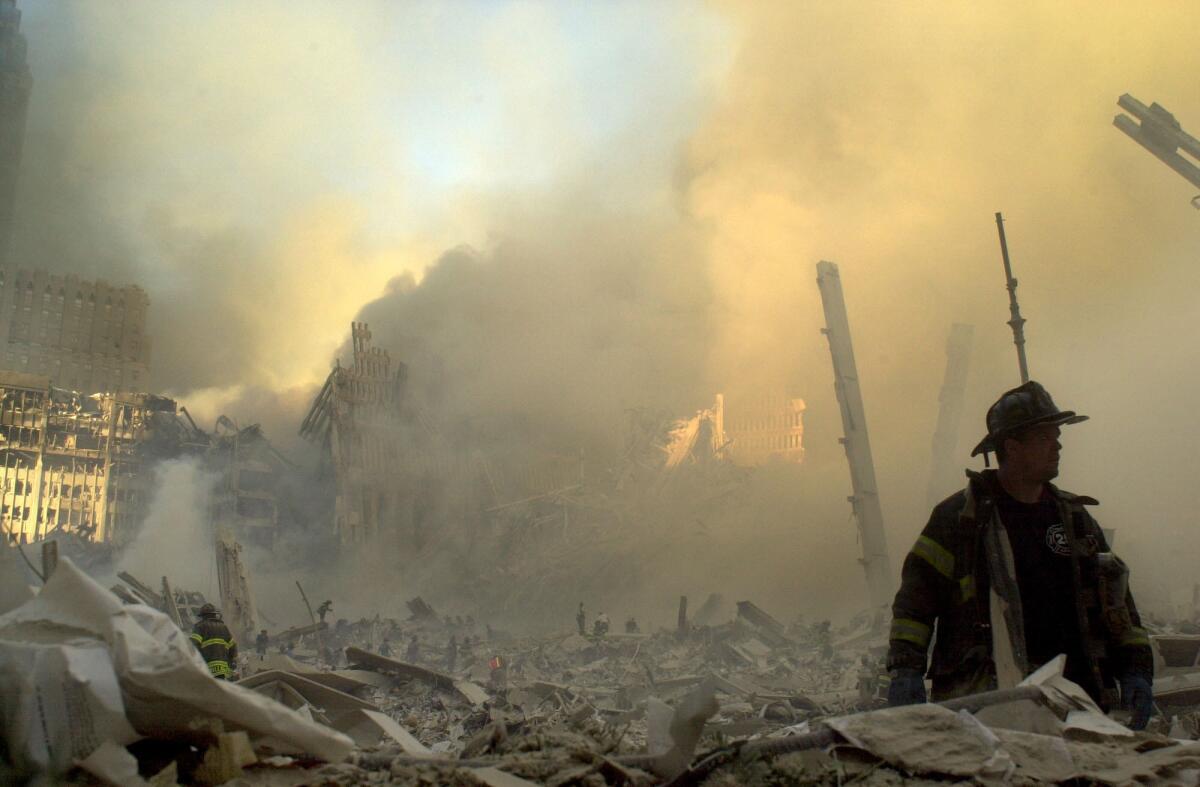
971,380,1087,457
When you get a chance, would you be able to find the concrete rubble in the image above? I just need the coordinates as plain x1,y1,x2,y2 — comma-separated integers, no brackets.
4,544,1200,786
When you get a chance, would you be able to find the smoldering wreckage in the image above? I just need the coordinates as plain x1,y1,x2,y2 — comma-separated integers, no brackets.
0,0,1196,767
2,263,1200,787
2,98,1200,786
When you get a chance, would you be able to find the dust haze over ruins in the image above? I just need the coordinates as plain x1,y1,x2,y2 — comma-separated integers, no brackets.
1,0,1199,631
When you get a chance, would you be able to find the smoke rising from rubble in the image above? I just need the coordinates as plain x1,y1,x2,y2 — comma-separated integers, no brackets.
9,3,1200,623
115,458,218,596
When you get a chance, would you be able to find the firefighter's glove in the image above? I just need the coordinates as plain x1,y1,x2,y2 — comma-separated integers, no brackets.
887,668,927,707
1120,673,1153,731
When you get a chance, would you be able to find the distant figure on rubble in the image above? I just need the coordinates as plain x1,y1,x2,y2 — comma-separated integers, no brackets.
856,654,881,705
593,612,610,637
190,604,238,680
814,621,833,660
446,635,458,672
625,617,640,634
255,629,269,660
488,654,507,692
576,603,586,635
379,637,392,657
887,381,1154,729
317,600,333,623
407,634,420,663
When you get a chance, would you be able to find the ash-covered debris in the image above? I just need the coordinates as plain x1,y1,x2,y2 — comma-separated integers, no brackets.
8,548,1200,786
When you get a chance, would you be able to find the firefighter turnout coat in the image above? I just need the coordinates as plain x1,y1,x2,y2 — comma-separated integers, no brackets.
191,616,238,679
887,469,1152,706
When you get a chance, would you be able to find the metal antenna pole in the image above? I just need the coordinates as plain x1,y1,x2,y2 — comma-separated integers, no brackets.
994,212,1029,383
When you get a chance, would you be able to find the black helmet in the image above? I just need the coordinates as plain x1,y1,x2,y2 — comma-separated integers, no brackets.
198,603,219,618
971,380,1087,457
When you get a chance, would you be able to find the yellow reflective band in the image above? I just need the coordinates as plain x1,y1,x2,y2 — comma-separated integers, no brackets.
959,575,976,603
207,660,232,677
199,637,235,649
190,633,202,642
1121,627,1150,647
890,617,932,648
912,535,955,579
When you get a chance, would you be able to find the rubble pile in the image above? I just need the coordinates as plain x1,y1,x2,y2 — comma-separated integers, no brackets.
6,550,1200,785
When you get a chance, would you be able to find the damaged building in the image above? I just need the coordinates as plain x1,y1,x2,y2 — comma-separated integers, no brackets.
661,392,806,469
299,321,493,551
0,371,184,545
207,415,295,549
300,322,410,545
0,376,295,555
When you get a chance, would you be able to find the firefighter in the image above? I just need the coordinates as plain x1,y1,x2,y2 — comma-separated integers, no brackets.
887,381,1154,728
593,612,610,637
255,629,269,660
190,603,238,680
406,634,420,663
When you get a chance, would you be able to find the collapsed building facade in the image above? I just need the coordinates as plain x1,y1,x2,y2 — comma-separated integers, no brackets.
0,371,184,545
300,322,411,545
208,416,295,549
300,322,496,551
664,393,806,469
0,369,292,554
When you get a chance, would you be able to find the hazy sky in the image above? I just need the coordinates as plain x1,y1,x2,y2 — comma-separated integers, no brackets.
9,1,1200,617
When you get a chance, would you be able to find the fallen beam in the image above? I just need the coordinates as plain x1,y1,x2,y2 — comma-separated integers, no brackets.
118,571,164,608
268,621,329,645
345,646,491,707
332,708,431,754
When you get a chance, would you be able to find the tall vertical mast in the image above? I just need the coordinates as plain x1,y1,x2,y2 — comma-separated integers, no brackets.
994,212,1030,383
816,260,893,615
926,323,974,507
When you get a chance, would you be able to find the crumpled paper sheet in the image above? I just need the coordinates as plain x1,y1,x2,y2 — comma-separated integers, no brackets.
0,558,352,783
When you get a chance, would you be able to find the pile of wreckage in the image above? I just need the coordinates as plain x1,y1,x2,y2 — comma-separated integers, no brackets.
4,549,1200,786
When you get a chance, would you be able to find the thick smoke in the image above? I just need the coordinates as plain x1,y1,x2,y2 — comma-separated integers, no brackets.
115,458,217,595
683,2,1200,615
9,1,1200,623
353,211,713,457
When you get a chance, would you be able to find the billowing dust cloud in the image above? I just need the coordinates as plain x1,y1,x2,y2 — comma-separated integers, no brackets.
10,1,1200,625
115,458,217,595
